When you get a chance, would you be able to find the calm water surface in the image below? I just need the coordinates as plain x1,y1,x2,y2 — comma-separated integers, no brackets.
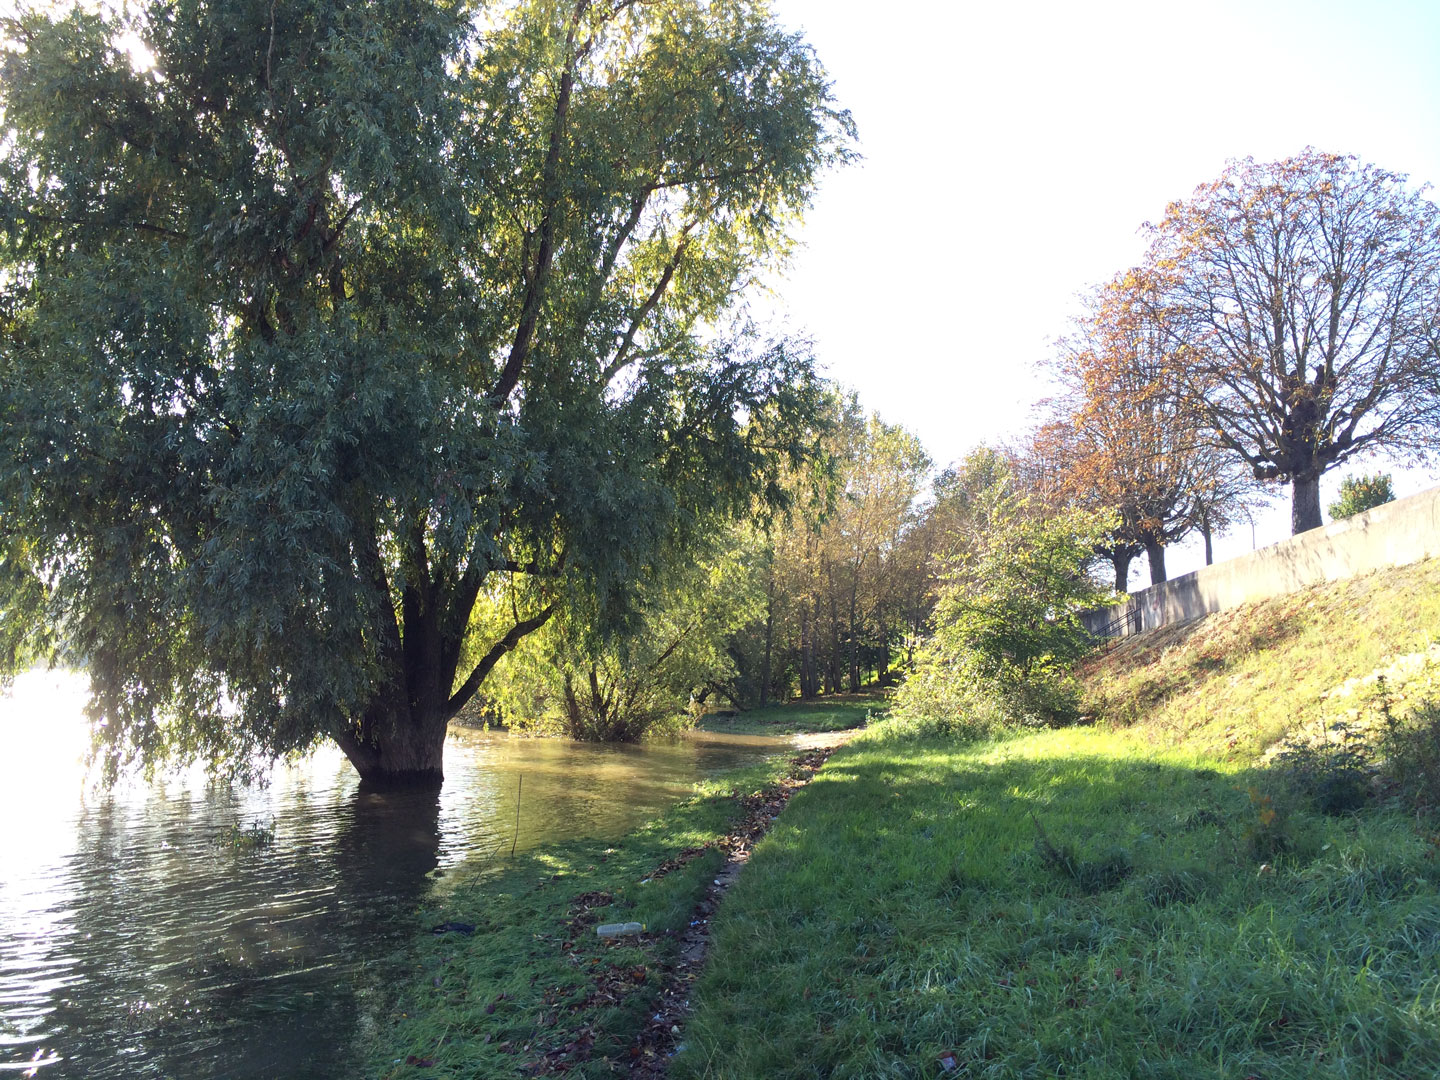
0,671,788,1078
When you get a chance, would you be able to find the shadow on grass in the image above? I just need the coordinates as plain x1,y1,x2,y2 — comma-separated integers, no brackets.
677,729,1440,1080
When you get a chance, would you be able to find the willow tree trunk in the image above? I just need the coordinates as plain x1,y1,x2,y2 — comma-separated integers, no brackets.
331,573,553,788
334,685,450,789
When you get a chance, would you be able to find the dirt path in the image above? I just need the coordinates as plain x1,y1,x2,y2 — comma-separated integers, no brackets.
621,745,837,1077
516,741,847,1077
786,727,864,752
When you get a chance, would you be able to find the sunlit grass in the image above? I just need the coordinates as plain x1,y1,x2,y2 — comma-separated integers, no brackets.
697,694,885,736
1079,559,1440,761
676,726,1440,1079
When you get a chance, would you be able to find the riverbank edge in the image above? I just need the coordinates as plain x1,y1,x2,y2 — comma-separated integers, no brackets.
369,743,841,1077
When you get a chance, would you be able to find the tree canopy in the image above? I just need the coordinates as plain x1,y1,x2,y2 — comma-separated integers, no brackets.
0,0,852,784
1033,270,1265,588
1144,150,1440,534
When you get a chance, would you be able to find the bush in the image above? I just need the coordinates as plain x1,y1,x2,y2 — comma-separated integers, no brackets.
1376,697,1440,817
891,501,1116,735
1328,472,1394,520
1270,678,1440,820
1270,721,1374,815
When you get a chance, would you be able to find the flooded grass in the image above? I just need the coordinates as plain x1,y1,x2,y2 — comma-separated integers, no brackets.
370,754,816,1078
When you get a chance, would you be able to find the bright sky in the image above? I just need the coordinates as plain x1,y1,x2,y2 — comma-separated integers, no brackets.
760,0,1440,576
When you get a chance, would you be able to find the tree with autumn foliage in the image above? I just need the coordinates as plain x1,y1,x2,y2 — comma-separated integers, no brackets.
1030,271,1264,587
730,396,930,703
1145,150,1440,535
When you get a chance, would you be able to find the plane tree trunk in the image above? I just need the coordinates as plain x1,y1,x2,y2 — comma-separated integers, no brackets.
1292,472,1322,534
1142,535,1167,586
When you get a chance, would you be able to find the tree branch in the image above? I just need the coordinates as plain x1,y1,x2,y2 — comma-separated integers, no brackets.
446,601,558,718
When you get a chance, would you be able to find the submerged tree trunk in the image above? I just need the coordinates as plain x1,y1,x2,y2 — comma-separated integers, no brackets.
334,691,450,789
1142,535,1167,586
333,546,556,788
1292,472,1322,534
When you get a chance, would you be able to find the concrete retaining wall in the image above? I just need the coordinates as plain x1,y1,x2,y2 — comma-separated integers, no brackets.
1082,484,1440,638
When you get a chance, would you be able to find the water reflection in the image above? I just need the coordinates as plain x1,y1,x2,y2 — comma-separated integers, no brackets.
0,672,786,1078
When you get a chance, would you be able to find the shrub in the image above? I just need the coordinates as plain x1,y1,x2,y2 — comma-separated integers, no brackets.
1270,721,1374,815
1240,787,1294,861
1376,697,1440,817
1328,472,1394,520
891,501,1116,735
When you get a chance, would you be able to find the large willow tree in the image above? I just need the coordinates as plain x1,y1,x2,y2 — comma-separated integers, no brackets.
0,0,851,785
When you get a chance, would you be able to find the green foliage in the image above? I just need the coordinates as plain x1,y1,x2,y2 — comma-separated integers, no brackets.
0,0,851,777
1330,472,1396,520
893,496,1116,733
1271,722,1375,816
1376,699,1440,818
217,820,276,850
482,526,767,741
0,534,57,683
1271,678,1440,821
732,395,932,704
1239,786,1295,861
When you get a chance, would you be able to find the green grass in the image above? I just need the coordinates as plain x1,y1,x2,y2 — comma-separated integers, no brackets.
375,560,1440,1078
676,725,1440,1079
697,694,886,736
368,755,799,1079
1080,559,1440,761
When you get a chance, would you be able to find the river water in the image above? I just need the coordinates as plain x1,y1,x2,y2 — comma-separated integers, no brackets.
0,671,788,1079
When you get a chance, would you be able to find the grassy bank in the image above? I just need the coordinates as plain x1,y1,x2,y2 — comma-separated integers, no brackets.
697,694,884,736
675,725,1440,1078
370,752,822,1078
376,563,1440,1077
1080,558,1440,760
675,563,1440,1078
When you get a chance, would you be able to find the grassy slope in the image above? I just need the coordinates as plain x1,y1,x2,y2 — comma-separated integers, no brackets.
697,694,884,736
676,560,1440,1079
1079,558,1440,761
